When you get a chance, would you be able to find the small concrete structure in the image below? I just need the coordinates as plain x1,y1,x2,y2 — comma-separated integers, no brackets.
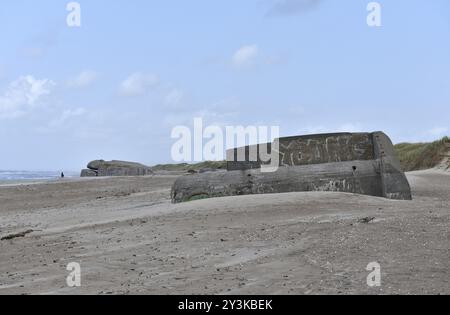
171,132,412,203
81,160,153,177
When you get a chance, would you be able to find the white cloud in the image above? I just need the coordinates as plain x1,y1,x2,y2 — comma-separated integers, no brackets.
0,75,55,119
232,45,259,68
67,70,98,88
119,72,159,96
428,127,448,137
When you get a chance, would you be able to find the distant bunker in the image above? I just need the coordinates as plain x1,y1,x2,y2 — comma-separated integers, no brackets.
81,160,153,177
171,132,412,203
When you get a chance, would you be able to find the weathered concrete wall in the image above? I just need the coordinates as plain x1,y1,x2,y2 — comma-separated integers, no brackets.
227,133,374,171
172,160,383,203
80,169,98,177
372,132,412,200
278,133,374,166
226,143,272,171
81,160,153,177
172,132,412,203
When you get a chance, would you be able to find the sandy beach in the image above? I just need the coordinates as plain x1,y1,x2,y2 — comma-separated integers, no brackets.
0,170,449,295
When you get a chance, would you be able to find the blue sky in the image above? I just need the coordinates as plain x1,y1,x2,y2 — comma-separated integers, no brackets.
0,0,449,171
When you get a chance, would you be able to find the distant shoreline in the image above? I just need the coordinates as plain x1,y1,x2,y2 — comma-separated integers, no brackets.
0,170,79,183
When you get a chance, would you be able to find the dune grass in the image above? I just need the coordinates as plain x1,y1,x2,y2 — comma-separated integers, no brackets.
394,136,450,172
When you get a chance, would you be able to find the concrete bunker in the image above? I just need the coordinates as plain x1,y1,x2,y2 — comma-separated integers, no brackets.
171,132,412,203
81,160,153,177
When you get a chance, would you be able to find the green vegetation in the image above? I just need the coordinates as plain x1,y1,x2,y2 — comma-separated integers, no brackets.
394,137,450,172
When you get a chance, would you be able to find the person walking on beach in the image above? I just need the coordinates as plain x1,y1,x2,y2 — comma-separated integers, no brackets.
61,172,65,178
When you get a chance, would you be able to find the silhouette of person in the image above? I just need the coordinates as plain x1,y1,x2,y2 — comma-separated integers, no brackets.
61,172,65,178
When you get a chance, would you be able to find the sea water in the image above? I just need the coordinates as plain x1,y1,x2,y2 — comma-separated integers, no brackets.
0,170,78,182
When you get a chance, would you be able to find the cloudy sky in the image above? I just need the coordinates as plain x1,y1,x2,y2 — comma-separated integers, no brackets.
0,0,449,171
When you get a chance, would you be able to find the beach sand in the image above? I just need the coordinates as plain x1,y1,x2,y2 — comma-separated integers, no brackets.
0,170,449,295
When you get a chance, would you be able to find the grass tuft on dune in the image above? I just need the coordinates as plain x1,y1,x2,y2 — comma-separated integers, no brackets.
395,136,450,172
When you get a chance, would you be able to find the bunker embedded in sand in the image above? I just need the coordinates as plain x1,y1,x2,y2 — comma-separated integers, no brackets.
171,132,412,203
81,160,153,177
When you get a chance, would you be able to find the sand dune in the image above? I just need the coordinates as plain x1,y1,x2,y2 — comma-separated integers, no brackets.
0,170,449,295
